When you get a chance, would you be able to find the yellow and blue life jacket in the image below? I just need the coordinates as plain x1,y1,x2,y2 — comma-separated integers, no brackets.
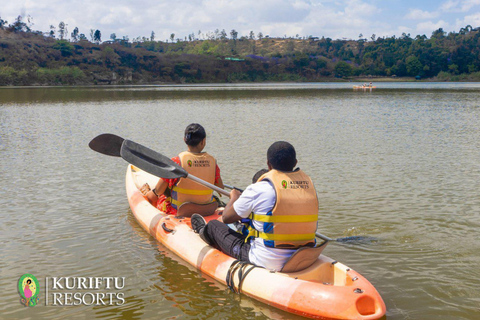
170,151,216,210
246,169,319,249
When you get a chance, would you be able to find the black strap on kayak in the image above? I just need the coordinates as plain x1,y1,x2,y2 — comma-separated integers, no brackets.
226,260,257,294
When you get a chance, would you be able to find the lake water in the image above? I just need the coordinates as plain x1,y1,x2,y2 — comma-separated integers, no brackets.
0,83,479,319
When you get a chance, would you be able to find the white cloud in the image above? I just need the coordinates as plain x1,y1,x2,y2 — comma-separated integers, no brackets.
405,9,439,20
416,20,449,36
441,0,460,11
100,7,133,26
454,12,480,29
294,0,383,39
440,0,480,12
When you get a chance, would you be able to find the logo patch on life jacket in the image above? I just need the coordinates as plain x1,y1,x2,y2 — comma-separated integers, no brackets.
187,160,193,167
281,180,288,189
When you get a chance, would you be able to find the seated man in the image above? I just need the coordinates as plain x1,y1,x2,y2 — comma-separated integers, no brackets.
142,123,224,215
192,141,319,271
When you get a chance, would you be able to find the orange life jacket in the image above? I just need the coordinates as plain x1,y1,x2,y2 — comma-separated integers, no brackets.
170,151,216,210
247,169,319,249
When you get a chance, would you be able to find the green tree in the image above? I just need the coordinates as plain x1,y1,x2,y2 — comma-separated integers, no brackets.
53,40,74,56
0,17,8,29
58,21,67,40
448,64,459,74
150,31,155,41
220,29,227,40
406,55,422,76
170,33,175,42
94,29,101,43
334,61,353,78
102,47,120,68
71,27,79,42
431,28,446,39
9,15,30,33
230,29,238,41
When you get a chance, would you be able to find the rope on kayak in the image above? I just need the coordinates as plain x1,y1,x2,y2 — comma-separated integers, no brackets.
226,260,257,294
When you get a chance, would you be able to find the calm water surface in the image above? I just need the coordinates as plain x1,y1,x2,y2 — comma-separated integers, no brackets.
1,83,479,319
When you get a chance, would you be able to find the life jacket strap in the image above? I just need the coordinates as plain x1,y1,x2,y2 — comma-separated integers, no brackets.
171,186,213,196
251,213,318,223
171,198,182,207
244,226,258,243
255,232,316,242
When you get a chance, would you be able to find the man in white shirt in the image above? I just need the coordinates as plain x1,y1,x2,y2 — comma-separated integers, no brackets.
191,141,318,271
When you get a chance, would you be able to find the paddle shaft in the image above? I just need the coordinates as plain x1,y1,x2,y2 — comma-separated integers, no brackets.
187,173,230,197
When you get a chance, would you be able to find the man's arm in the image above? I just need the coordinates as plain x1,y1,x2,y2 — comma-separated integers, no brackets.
221,189,243,224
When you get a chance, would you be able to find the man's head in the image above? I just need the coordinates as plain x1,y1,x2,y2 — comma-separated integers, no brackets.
267,141,297,171
184,123,206,146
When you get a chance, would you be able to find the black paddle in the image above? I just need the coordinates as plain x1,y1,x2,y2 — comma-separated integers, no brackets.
89,134,229,196
223,185,375,244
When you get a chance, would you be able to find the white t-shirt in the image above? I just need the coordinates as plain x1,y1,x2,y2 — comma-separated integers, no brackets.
233,180,296,271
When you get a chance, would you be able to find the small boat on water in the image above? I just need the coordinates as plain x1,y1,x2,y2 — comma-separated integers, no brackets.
126,164,386,319
353,85,376,90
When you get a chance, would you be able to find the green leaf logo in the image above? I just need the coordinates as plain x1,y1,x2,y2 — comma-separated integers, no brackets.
281,180,288,189
187,160,193,167
18,274,40,307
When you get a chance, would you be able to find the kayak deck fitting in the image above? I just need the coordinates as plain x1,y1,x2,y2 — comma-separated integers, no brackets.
126,165,386,319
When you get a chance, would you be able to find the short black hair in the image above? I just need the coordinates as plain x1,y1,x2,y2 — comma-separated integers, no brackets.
267,141,296,171
184,123,206,146
252,169,269,183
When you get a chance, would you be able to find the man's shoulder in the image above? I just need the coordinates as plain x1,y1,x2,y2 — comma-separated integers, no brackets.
247,180,274,193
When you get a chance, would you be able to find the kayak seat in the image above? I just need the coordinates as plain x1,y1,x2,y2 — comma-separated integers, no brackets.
176,201,218,218
280,240,328,273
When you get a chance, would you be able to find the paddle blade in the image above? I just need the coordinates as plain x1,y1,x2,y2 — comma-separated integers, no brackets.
89,134,124,157
121,139,188,179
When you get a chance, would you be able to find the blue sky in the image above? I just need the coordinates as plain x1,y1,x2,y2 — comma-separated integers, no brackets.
1,0,480,41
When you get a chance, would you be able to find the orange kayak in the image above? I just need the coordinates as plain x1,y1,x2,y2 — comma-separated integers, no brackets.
126,165,386,319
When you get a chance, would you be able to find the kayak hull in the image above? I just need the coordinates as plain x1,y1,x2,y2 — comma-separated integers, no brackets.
126,165,386,319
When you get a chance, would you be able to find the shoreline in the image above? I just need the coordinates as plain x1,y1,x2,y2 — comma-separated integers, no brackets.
0,78,479,88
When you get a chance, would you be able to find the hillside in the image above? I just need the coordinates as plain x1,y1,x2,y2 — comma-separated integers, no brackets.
1,23,480,85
